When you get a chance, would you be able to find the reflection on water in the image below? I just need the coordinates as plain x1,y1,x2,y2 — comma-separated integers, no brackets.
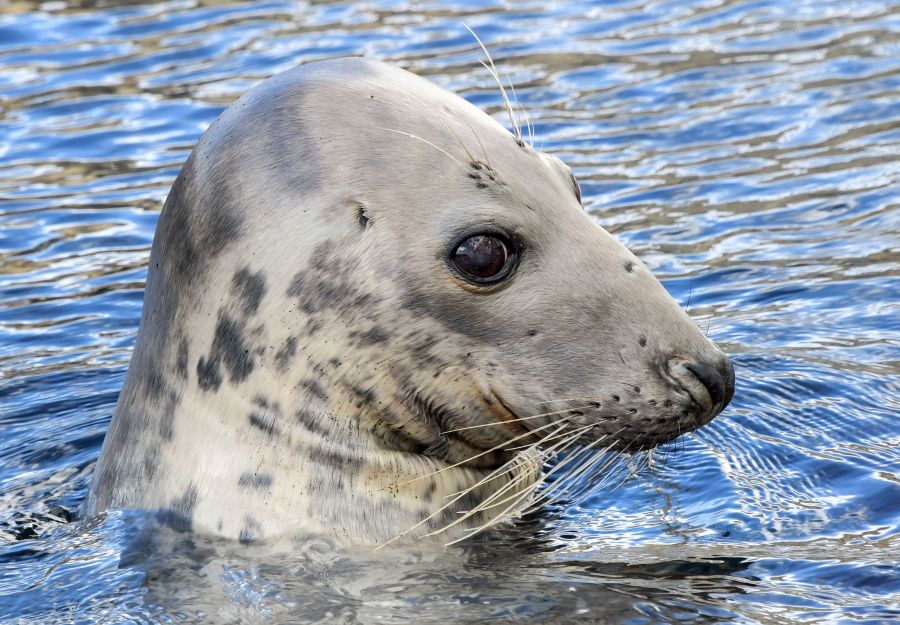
1,0,898,623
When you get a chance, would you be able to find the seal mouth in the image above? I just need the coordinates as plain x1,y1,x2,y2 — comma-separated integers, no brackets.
485,388,533,439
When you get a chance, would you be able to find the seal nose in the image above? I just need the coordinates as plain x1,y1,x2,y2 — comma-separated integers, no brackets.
684,356,735,411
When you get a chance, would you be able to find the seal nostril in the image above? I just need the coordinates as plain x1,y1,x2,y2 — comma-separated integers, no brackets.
685,357,735,409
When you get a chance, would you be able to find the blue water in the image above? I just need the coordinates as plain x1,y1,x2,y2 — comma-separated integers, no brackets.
1,1,898,623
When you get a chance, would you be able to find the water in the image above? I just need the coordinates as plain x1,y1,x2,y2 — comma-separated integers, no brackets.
1,0,898,622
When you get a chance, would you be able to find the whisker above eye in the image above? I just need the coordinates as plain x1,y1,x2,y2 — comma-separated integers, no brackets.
464,24,523,146
381,128,466,167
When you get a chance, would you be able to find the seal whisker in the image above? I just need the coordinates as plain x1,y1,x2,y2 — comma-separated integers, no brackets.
525,428,628,514
540,450,609,507
431,105,477,165
443,476,541,546
538,397,607,405
442,441,583,546
441,404,593,433
428,459,538,535
533,438,615,504
594,436,643,495
444,465,545,528
502,422,591,451
443,421,595,499
461,116,494,171
571,448,632,501
502,72,525,145
381,128,466,167
464,24,523,146
506,77,534,149
376,421,575,549
392,417,568,489
441,416,590,506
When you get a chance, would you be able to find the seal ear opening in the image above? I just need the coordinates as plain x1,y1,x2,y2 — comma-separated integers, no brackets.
354,202,371,229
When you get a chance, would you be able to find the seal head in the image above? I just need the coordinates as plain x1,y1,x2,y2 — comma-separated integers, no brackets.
85,58,734,544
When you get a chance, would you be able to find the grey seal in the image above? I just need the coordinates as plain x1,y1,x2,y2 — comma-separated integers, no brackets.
83,57,734,545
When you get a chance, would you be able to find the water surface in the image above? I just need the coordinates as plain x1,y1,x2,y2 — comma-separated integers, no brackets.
1,0,899,623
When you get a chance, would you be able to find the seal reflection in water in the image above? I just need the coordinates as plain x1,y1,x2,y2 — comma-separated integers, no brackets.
83,57,735,546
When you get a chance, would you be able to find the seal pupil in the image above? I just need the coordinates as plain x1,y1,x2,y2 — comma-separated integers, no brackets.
453,235,508,280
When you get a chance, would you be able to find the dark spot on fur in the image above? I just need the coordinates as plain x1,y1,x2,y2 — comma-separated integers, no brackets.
231,268,267,316
249,411,275,435
314,448,357,470
287,242,381,319
175,337,189,378
476,181,488,189
152,156,244,337
141,446,161,483
612,395,620,402
196,355,222,391
412,335,440,360
133,359,182,441
196,313,254,391
423,480,437,503
158,390,179,441
639,336,647,347
355,202,370,228
526,329,538,337
287,249,356,313
143,365,165,400
357,326,389,345
624,261,635,273
301,379,329,403
274,336,298,370
295,408,329,437
349,385,376,409
249,396,281,436
238,473,273,489
303,318,323,337
402,289,502,340
239,517,262,545
156,485,198,533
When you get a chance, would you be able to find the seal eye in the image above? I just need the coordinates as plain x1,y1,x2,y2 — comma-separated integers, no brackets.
452,234,511,283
